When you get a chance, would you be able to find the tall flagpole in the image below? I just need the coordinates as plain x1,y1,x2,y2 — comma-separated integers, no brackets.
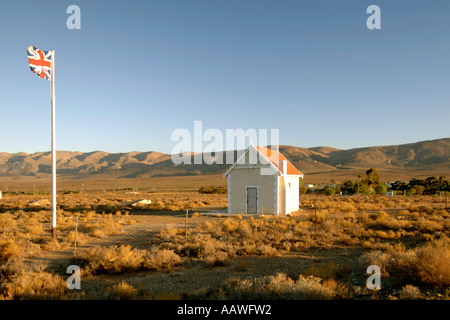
51,50,57,240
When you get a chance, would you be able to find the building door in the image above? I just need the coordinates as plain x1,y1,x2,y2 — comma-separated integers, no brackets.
246,187,258,213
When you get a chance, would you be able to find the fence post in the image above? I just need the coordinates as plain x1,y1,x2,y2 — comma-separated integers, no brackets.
185,209,188,244
74,214,79,253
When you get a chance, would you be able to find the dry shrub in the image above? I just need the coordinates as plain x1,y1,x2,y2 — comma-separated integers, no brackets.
75,245,182,275
0,271,67,300
0,257,28,276
374,230,398,240
206,251,229,267
66,230,90,246
367,211,405,230
252,244,279,256
223,218,239,233
375,211,389,220
0,239,21,261
84,211,97,221
26,223,44,236
88,218,122,238
149,200,165,211
143,248,182,271
0,213,17,232
0,257,47,277
160,227,181,240
41,239,62,251
309,214,327,224
75,245,145,275
414,238,450,287
398,209,411,216
358,238,450,287
399,285,422,300
106,281,138,300
407,205,420,213
237,220,252,238
339,204,356,213
178,233,234,258
302,261,352,282
216,273,336,300
164,204,183,211
414,218,444,233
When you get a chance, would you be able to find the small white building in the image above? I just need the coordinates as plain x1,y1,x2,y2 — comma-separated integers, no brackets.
223,145,303,215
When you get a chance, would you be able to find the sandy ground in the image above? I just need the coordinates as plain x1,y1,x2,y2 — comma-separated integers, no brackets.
26,208,366,299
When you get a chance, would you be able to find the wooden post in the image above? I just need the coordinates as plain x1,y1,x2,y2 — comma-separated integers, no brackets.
185,209,188,244
445,193,448,209
260,205,263,233
314,206,317,232
74,214,79,253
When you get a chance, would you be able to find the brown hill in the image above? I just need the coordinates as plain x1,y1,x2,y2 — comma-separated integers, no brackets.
0,138,448,184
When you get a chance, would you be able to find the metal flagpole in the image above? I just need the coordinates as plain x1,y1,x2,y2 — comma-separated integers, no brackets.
51,50,57,240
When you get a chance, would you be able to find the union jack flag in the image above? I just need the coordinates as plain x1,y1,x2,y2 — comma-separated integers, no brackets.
27,46,53,80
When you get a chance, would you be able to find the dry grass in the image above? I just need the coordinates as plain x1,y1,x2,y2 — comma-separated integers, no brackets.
0,239,21,261
74,245,182,275
0,258,67,300
357,237,450,287
158,197,448,262
196,273,337,300
0,192,448,299
106,281,139,300
398,285,422,300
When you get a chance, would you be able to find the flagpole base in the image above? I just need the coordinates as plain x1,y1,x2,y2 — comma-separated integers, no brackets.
52,227,56,240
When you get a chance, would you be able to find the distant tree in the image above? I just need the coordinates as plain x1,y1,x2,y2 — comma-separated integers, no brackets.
391,181,409,191
299,177,307,194
411,185,425,195
391,176,449,195
299,177,304,188
324,187,335,196
365,168,381,192
358,183,371,195
199,186,227,194
374,184,387,195
341,180,357,194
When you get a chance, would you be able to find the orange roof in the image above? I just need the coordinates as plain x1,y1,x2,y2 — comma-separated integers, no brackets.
256,146,303,176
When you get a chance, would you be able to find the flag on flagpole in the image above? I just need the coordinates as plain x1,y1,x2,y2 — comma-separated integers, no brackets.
27,45,57,239
27,46,53,80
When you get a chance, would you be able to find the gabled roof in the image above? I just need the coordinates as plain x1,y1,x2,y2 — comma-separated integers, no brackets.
255,146,303,176
223,144,303,177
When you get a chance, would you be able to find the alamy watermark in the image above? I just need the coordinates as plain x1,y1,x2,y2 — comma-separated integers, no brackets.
366,265,381,290
66,5,81,30
64,4,379,31
66,265,81,290
170,121,280,167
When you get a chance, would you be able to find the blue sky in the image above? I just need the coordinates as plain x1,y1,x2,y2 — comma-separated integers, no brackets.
0,0,449,154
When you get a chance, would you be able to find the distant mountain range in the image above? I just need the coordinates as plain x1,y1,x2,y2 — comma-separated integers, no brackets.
0,138,449,182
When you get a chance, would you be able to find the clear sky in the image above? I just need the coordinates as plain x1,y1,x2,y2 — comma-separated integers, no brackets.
0,0,449,154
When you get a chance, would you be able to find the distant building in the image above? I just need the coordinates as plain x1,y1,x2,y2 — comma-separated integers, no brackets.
223,144,303,215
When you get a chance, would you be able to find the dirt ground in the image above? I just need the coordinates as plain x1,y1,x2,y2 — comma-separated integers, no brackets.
7,197,447,300
28,208,365,300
